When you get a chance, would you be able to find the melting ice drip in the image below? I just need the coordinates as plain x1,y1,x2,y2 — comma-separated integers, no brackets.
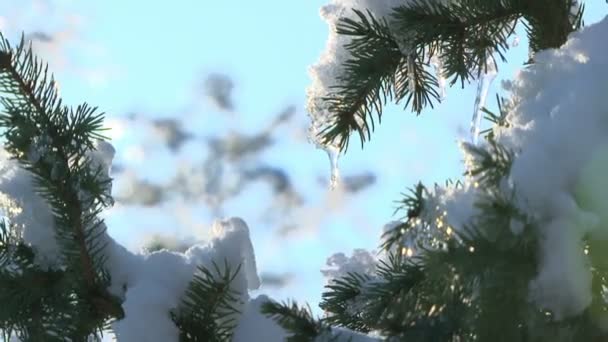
470,60,498,145
326,144,340,190
308,112,342,190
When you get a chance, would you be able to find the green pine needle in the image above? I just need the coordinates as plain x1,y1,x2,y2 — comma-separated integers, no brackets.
170,260,243,342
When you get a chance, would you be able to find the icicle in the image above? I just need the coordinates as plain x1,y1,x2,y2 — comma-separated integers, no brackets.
470,60,498,145
307,110,341,191
430,55,446,100
407,54,416,93
326,144,340,190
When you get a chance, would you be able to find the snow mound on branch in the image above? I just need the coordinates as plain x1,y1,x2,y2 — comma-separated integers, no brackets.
431,15,608,319
494,15,608,318
109,217,262,341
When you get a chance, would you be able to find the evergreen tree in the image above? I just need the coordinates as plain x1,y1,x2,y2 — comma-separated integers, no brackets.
1,0,608,341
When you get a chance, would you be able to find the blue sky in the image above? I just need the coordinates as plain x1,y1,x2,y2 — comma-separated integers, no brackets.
1,0,607,320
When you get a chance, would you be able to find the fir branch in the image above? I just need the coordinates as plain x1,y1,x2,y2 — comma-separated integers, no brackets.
392,0,518,86
0,31,123,338
320,272,373,333
462,139,513,188
320,9,439,151
323,252,468,339
480,94,509,140
170,260,242,342
261,299,330,341
319,0,585,152
522,0,584,54
381,182,426,252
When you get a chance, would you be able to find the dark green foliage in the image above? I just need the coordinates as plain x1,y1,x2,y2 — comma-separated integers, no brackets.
320,251,469,340
170,260,243,342
261,300,332,341
0,220,108,342
392,0,517,85
522,0,584,56
320,272,373,332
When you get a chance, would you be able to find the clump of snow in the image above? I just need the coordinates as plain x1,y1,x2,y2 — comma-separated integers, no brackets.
207,217,261,290
321,248,377,284
88,139,116,179
423,182,481,236
232,295,288,342
529,216,593,319
493,15,608,318
0,148,59,270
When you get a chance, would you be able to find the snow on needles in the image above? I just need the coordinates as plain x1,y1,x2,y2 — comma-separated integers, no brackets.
435,15,608,319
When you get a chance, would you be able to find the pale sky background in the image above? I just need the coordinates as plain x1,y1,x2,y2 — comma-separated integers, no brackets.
0,0,606,328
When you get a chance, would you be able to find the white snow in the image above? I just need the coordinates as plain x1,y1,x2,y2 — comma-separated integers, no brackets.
0,148,59,270
318,327,383,342
321,249,377,284
423,181,481,237
232,295,288,342
493,15,608,318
